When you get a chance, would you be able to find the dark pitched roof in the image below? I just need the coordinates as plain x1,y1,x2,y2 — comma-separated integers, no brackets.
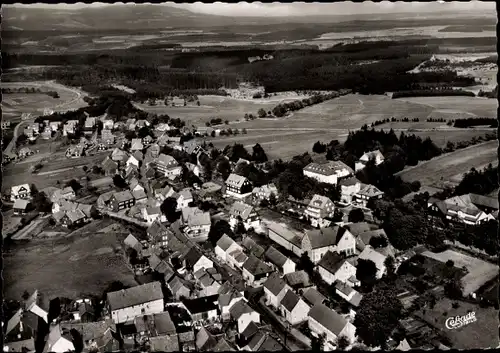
304,226,347,249
216,234,236,251
229,299,254,320
302,287,326,307
182,295,219,315
284,270,311,288
264,246,288,268
280,290,301,312
242,255,273,276
309,303,348,336
183,248,205,269
241,320,259,341
263,273,288,296
258,334,283,351
213,337,236,352
318,251,346,274
107,282,163,311
242,237,265,258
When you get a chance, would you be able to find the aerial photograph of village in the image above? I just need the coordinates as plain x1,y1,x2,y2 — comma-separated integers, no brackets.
1,1,498,352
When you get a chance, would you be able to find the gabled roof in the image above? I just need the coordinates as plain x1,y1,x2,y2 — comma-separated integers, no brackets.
357,183,384,198
241,320,259,341
13,198,30,210
156,153,178,167
344,222,378,236
225,173,249,188
241,237,265,258
229,299,254,320
107,282,163,311
308,194,333,210
229,201,255,221
302,287,326,307
304,226,350,249
196,326,217,351
183,247,207,269
358,246,387,271
264,246,289,268
132,189,147,200
182,207,210,227
263,273,288,296
216,234,237,252
309,303,348,336
182,295,219,315
242,255,273,276
359,150,384,162
318,251,347,274
280,290,303,312
178,188,193,200
112,190,134,203
304,160,353,176
468,193,499,210
147,220,169,237
339,176,361,187
284,270,311,288
213,337,236,352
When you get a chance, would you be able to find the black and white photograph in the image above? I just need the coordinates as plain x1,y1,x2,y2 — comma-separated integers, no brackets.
1,1,498,352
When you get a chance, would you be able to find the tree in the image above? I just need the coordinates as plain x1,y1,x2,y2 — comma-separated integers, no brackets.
137,126,153,139
312,141,327,154
384,256,396,278
369,236,388,249
297,252,314,275
268,193,277,207
112,175,127,189
258,108,267,118
337,335,350,350
160,197,179,223
208,219,233,246
66,179,82,193
356,259,378,288
32,191,52,213
22,290,30,301
444,278,463,300
252,143,268,163
348,208,365,223
235,218,246,236
242,128,247,134
446,260,454,268
311,333,326,351
354,289,403,348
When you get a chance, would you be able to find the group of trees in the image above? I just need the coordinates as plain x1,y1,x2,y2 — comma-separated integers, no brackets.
477,85,498,99
453,117,497,128
269,91,347,118
454,163,498,196
2,87,59,98
221,143,268,164
391,89,475,99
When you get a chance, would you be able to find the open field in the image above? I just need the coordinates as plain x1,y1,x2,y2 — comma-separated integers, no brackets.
416,298,498,349
422,249,499,296
394,96,497,118
396,140,498,189
3,220,136,301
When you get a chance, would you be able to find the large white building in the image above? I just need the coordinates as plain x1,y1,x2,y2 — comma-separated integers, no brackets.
303,161,353,185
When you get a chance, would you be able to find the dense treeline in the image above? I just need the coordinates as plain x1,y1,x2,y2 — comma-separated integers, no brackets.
270,90,350,117
454,163,498,196
478,85,498,99
453,117,497,128
2,87,59,98
392,89,475,99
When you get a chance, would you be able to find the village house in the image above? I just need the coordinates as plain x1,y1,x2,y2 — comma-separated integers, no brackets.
241,237,265,258
183,140,204,156
303,161,353,185
195,326,218,352
308,303,356,347
10,184,32,202
182,247,214,273
301,287,327,307
103,119,114,130
132,188,148,204
168,276,195,301
199,181,222,201
130,138,144,152
428,193,498,226
148,254,174,276
101,157,119,176
111,148,128,164
59,320,120,353
355,150,385,172
264,246,296,275
84,117,96,134
142,135,154,146
229,299,261,334
304,194,335,228
139,312,179,353
63,120,78,136
339,177,362,205
136,119,150,128
242,330,283,352
229,201,261,231
218,283,244,321
357,246,388,279
17,147,34,159
242,255,273,286
124,233,143,254
126,154,141,169
13,199,30,215
147,221,171,248
263,273,291,309
106,281,164,324
2,120,12,129
154,154,182,178
352,184,384,208
279,290,310,325
334,281,363,308
110,190,135,211
225,173,253,198
142,206,166,225
266,223,356,263
176,189,194,211
283,270,312,290
252,183,278,204
43,324,75,353
227,248,249,271
154,185,176,202
182,295,220,326
49,121,61,131
126,118,137,131
317,251,359,286
215,234,242,262
194,267,222,297
180,207,211,242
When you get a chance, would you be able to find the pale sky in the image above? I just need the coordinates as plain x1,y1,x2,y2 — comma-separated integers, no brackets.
8,1,495,17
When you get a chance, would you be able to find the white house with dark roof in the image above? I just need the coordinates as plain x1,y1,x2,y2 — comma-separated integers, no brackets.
301,287,326,307
218,283,244,321
43,324,75,353
303,161,353,185
13,199,30,215
428,193,497,226
180,207,211,242
357,246,388,279
142,206,166,225
10,184,32,202
182,248,213,273
279,290,310,325
335,281,363,308
176,189,194,211
154,154,182,178
353,184,384,208
215,234,242,262
252,183,278,203
355,150,385,172
110,190,135,211
229,201,261,231
229,299,260,334
317,251,358,285
106,282,164,324
130,138,144,152
193,267,222,297
264,246,296,275
241,237,265,258
225,173,252,198
242,255,273,286
308,303,356,346
304,194,335,228
263,273,291,309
